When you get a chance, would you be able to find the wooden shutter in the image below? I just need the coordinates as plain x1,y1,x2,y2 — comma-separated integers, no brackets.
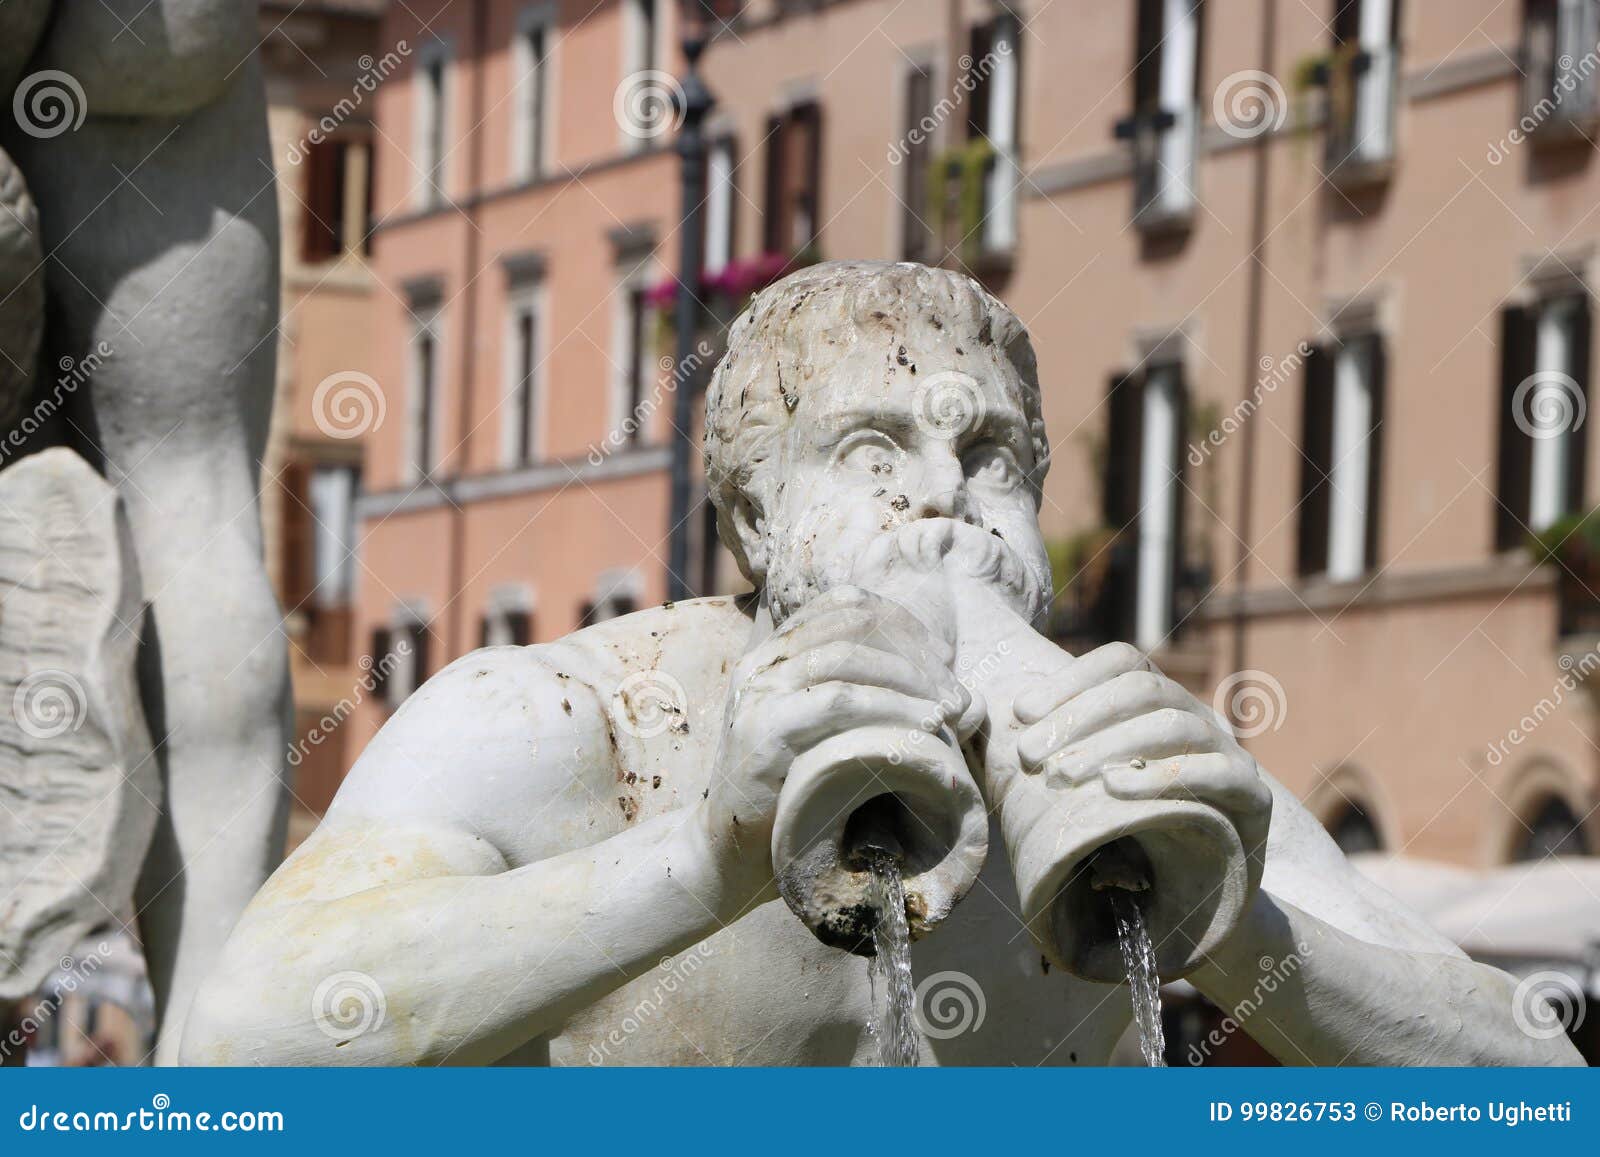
1567,294,1591,516
1103,372,1144,644
409,623,431,687
301,139,345,262
369,627,393,697
1297,343,1334,577
1363,334,1387,572
967,22,994,140
279,460,316,609
1133,0,1163,114
792,101,822,250
505,610,532,646
762,114,786,253
1168,366,1191,630
1495,305,1538,550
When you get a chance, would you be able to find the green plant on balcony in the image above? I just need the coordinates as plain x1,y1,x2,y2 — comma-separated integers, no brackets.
1529,510,1600,574
926,139,995,269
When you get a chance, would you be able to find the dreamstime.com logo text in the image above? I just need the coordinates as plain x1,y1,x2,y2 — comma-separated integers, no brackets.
1,342,114,466
1,941,115,1061
588,338,716,464
1485,644,1600,767
1488,43,1600,164
285,42,411,166
1190,342,1313,466
586,942,717,1063
885,42,1013,167
287,639,411,768
17,1095,283,1134
1184,943,1314,1065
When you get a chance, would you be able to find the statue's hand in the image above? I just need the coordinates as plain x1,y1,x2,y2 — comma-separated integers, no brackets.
1011,642,1273,862
702,586,972,897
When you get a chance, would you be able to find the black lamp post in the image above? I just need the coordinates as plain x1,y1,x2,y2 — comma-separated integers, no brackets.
666,1,717,602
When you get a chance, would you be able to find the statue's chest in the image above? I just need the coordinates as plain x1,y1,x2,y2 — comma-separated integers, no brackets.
544,816,1133,1067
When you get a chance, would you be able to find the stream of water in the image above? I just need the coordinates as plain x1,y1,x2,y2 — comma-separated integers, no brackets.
1109,891,1166,1067
867,851,919,1067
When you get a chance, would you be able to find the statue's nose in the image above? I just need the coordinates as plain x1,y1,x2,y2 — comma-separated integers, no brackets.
909,457,976,523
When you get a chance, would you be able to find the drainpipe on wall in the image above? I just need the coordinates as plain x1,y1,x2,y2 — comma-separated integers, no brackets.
1228,0,1277,682
445,0,491,661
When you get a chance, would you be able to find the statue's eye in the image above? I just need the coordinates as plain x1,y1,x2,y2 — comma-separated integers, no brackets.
836,435,900,478
964,443,1022,491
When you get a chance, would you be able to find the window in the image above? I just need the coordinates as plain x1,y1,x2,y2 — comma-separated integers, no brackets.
1513,795,1591,860
619,285,650,447
1297,334,1387,581
763,101,822,254
407,302,442,481
309,463,359,607
480,587,534,647
372,610,430,710
1104,362,1191,650
622,0,661,151
1327,799,1384,854
704,135,736,276
513,15,552,181
1523,0,1600,132
505,283,543,466
580,572,642,626
900,61,936,262
1115,0,1202,227
1495,293,1592,548
301,136,372,262
968,15,1020,255
1323,0,1400,176
415,45,450,208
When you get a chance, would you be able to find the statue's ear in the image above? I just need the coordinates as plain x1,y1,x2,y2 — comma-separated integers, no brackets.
727,494,768,581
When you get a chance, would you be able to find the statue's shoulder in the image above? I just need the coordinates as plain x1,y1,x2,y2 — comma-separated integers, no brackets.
333,596,752,860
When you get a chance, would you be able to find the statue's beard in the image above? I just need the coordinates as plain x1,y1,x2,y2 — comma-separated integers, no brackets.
762,516,1050,638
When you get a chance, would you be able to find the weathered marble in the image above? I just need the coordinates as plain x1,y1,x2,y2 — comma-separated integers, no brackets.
0,449,156,1003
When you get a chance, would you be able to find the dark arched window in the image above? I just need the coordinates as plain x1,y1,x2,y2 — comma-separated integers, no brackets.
1514,796,1591,862
1327,800,1383,855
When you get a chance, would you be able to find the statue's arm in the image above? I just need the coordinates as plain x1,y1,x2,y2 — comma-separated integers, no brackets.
178,650,744,1067
1189,776,1584,1066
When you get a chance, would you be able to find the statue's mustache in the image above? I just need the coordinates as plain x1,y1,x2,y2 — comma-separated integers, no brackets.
855,517,1045,620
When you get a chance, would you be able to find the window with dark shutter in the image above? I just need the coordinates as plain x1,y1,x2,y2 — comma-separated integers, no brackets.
301,138,348,263
1298,343,1335,577
1363,333,1388,572
901,65,935,262
1103,371,1145,644
1496,305,1538,550
763,102,823,255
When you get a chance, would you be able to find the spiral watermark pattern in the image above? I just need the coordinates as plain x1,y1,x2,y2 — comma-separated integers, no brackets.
13,670,88,740
1512,371,1586,440
614,70,685,140
13,71,87,139
1212,69,1287,140
1212,669,1288,740
312,371,387,439
1511,970,1586,1040
912,371,987,442
612,669,690,738
312,970,387,1042
913,970,987,1039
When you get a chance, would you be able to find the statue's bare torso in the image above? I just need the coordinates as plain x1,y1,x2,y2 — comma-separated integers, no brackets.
337,597,1127,1067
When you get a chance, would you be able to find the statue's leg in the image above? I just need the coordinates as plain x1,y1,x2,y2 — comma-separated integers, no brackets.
10,55,289,1062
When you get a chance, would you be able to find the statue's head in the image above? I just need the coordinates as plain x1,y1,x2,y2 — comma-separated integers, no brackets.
704,260,1053,624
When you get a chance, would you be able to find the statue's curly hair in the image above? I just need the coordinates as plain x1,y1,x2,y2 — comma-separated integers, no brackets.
703,260,1050,584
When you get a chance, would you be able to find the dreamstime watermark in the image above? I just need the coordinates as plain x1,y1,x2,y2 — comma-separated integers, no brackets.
1,342,114,465
1212,669,1289,740
286,640,411,769
312,370,387,440
285,42,411,166
885,42,1014,167
885,638,1012,766
1485,645,1600,767
1511,970,1587,1040
1184,942,1313,1065
12,669,88,740
614,70,685,140
588,338,716,464
1189,342,1313,466
612,669,690,739
311,970,387,1042
585,942,717,1063
1212,69,1289,140
12,70,86,139
912,370,987,442
1511,370,1586,441
1488,46,1600,164
913,970,987,1039
1,941,114,1061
